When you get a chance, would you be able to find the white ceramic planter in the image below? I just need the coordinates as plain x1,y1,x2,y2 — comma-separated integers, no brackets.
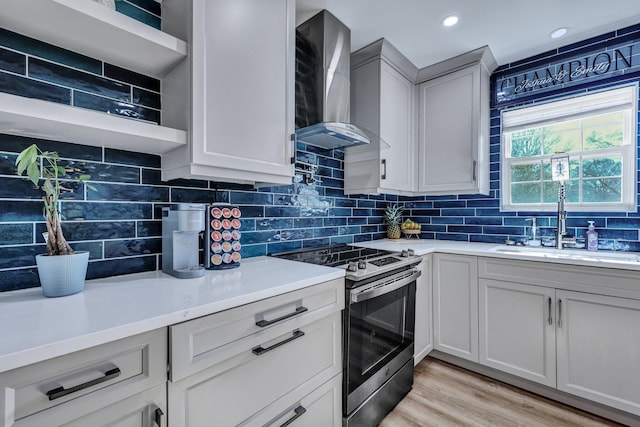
35,251,90,297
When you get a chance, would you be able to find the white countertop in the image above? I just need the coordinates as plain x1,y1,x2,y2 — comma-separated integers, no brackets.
352,239,640,271
0,256,344,373
3,239,640,374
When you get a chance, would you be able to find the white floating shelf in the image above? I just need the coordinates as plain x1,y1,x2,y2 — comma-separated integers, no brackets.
0,93,187,155
0,0,187,79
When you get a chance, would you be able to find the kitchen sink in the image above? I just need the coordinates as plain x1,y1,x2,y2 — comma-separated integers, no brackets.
490,245,640,263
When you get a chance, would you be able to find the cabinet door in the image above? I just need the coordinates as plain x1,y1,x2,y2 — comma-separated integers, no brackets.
414,255,433,364
417,64,488,195
379,61,415,192
556,290,640,416
14,384,166,427
433,254,478,362
479,279,556,387
345,59,415,195
163,0,295,184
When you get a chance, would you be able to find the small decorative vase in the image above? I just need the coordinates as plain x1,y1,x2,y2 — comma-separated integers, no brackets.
35,251,90,297
91,0,116,10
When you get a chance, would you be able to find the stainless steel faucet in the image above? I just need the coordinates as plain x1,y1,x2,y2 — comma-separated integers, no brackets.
555,182,576,249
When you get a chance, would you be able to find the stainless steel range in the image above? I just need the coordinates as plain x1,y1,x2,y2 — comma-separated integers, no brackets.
271,244,421,426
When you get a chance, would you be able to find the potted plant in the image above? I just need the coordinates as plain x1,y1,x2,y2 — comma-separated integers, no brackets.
384,204,403,239
16,144,93,297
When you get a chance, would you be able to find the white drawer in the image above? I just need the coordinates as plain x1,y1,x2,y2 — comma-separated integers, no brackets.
478,257,640,299
13,383,166,427
170,278,344,381
0,329,167,425
168,311,342,427
243,373,342,427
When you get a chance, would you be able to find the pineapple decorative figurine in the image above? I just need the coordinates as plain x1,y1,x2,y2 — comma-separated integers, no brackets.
384,204,403,239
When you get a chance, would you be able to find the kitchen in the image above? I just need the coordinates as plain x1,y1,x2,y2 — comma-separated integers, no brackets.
1,0,640,425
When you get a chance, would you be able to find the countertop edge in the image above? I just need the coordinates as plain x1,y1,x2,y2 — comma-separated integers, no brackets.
0,258,344,373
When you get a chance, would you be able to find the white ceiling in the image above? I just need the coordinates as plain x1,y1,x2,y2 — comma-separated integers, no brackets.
295,0,640,69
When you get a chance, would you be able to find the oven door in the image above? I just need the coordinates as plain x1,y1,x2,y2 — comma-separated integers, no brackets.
344,268,419,415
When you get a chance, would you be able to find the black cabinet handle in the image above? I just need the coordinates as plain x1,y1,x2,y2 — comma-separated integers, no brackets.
548,297,553,325
558,299,563,328
381,159,387,180
46,367,121,401
280,405,307,427
255,306,307,327
252,330,305,356
154,407,164,427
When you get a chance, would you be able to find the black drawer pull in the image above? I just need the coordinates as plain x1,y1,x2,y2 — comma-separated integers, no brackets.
46,367,121,401
252,330,305,356
280,405,307,427
255,306,308,327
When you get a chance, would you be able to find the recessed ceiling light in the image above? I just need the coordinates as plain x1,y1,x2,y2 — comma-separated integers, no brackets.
442,15,459,27
550,27,569,39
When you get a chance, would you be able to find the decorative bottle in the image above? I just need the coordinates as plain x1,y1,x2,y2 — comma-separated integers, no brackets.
586,221,598,251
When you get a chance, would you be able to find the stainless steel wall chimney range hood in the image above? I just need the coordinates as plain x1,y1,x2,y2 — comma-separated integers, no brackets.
295,10,370,150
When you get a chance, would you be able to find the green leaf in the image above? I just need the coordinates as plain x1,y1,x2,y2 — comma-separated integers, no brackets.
86,183,98,192
16,144,38,165
43,179,55,197
16,145,39,176
77,174,91,181
56,166,67,177
26,162,40,186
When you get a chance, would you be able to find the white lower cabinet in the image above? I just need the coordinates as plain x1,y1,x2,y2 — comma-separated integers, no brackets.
478,257,640,417
0,329,167,427
433,254,478,362
556,290,640,416
414,254,433,364
168,278,345,426
479,279,556,387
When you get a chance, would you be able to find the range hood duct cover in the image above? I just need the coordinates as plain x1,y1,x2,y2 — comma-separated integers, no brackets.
295,10,369,149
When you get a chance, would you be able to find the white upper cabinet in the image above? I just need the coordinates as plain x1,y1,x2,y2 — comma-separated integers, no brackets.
416,47,496,195
346,42,496,195
346,39,417,195
161,0,295,185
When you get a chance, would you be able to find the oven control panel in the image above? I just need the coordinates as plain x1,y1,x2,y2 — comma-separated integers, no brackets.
343,249,421,281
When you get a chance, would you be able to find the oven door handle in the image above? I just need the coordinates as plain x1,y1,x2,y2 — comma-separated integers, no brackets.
350,269,421,304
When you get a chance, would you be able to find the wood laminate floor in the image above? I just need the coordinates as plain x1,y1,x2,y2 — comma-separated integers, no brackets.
380,357,625,427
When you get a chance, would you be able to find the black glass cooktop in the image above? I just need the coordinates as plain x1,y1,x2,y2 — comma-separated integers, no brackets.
269,244,394,267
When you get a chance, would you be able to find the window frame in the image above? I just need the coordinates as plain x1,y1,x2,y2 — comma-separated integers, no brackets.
500,84,638,212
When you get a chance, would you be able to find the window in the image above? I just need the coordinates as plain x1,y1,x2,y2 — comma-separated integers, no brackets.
501,85,638,212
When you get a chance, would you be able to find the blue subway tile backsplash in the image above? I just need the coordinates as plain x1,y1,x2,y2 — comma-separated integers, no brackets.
0,46,25,74
0,28,102,74
3,19,640,292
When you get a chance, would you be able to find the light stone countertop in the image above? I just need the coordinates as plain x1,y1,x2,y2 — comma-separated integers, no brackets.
0,256,344,373
3,239,640,374
352,239,640,271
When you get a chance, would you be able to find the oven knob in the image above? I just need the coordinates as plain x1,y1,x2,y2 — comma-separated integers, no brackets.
357,260,367,270
347,261,358,272
407,249,415,256
400,250,409,257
